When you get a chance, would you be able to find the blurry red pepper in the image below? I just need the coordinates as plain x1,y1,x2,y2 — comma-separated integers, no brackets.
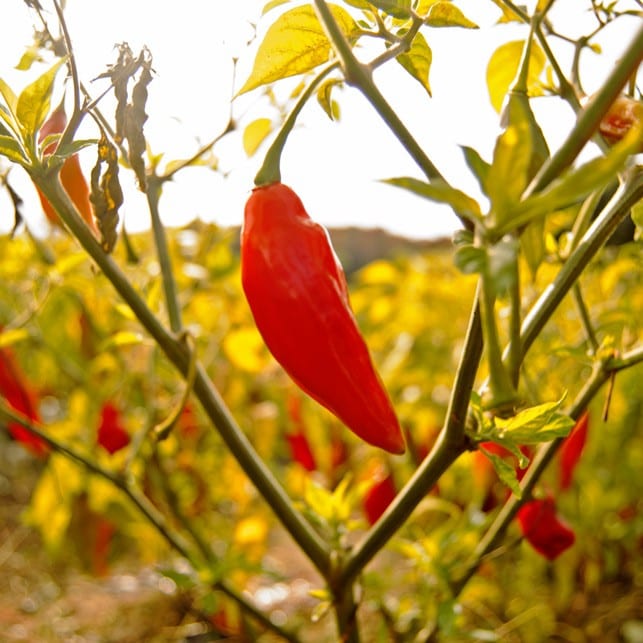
0,345,48,457
363,473,397,525
36,103,98,235
285,394,317,471
241,183,404,455
559,411,589,490
596,93,643,149
517,495,575,560
97,402,130,454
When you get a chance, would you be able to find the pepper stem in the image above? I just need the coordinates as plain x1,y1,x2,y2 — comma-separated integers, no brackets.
254,61,338,186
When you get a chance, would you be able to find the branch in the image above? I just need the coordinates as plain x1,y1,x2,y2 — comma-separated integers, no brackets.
31,172,331,577
340,292,483,586
452,343,643,595
0,404,300,643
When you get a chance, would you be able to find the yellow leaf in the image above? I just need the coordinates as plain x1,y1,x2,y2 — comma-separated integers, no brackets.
486,40,546,113
0,327,30,348
396,31,432,97
234,516,269,546
243,117,273,157
425,2,478,28
237,4,358,95
223,327,269,372
23,455,85,553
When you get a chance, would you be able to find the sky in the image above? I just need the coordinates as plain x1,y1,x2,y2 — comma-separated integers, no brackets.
0,1,640,240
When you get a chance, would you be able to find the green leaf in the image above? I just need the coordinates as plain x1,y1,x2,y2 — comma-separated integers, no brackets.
486,40,545,113
460,145,490,196
483,449,523,497
242,117,273,156
502,124,643,234
368,0,412,18
382,176,483,223
237,4,358,95
520,217,545,279
486,124,532,225
16,58,67,141
495,398,575,443
454,244,486,275
396,31,432,97
425,2,478,28
486,237,518,296
0,134,28,164
0,78,19,118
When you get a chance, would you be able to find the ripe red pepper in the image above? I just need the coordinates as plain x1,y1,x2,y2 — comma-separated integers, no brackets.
559,411,589,490
97,402,130,454
241,183,405,454
36,103,98,234
0,345,48,457
517,495,575,560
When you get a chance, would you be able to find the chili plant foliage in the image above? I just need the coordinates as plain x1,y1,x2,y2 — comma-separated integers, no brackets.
0,1,642,641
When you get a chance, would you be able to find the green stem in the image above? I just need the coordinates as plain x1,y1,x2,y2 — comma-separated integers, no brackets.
453,343,643,595
507,261,522,389
519,168,642,361
334,583,360,643
0,405,299,643
572,282,599,354
254,60,339,186
146,174,183,332
312,0,445,184
526,22,643,195
32,173,331,577
340,293,483,586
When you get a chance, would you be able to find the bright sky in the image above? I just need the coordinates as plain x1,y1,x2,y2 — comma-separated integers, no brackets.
0,1,640,239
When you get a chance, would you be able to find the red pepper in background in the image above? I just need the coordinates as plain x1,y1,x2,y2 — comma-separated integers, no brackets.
0,345,48,457
285,394,317,471
363,473,397,525
596,94,643,149
97,402,130,454
36,103,98,235
241,182,404,455
559,411,589,490
517,496,575,560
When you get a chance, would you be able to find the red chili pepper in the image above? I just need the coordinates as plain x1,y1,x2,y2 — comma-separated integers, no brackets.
0,345,48,457
558,411,589,490
517,496,575,560
285,394,317,471
241,183,405,454
36,103,98,234
363,473,397,525
97,402,130,454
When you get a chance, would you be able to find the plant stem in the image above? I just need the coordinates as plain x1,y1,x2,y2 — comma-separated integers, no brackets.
526,22,643,195
571,283,599,354
340,293,483,586
254,60,339,186
312,0,445,185
146,174,183,332
518,168,642,361
33,173,331,577
0,404,300,643
453,343,643,595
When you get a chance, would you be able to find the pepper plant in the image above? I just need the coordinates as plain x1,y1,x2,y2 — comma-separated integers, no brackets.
0,1,641,641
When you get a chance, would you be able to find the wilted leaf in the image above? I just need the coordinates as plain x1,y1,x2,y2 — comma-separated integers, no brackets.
396,31,432,97
316,78,342,120
237,4,358,95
